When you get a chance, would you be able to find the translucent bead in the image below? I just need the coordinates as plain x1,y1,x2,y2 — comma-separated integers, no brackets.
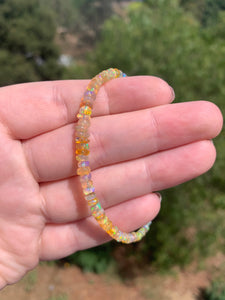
100,71,109,83
76,122,89,132
96,211,106,220
77,167,91,176
114,68,121,78
97,215,109,226
108,226,119,237
78,161,90,168
76,155,89,162
80,173,92,183
116,231,123,242
76,129,90,138
92,207,105,219
83,184,95,195
75,143,90,155
124,232,135,243
87,198,98,207
85,192,97,201
135,231,142,241
76,143,89,150
107,68,117,79
76,149,89,156
87,78,101,91
75,137,90,144
79,114,91,121
78,118,91,128
77,106,92,118
91,202,102,213
121,233,129,244
81,179,93,188
84,89,96,97
87,86,96,93
96,74,103,85
103,220,113,232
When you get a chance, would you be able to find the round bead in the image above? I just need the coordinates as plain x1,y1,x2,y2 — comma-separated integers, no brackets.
77,167,91,176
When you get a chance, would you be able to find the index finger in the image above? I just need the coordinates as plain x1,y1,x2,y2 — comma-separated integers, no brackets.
0,76,174,139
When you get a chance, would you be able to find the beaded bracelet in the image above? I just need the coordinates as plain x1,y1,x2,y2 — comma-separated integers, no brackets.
75,68,152,244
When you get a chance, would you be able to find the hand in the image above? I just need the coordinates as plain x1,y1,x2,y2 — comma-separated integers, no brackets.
0,76,222,289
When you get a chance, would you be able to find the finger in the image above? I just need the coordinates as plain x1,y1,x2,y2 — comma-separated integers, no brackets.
39,193,161,260
0,76,174,139
24,101,222,182
40,140,215,224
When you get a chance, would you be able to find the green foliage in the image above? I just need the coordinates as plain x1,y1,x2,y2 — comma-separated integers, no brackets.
0,0,63,86
198,279,225,300
39,0,79,29
72,0,114,44
43,0,115,43
88,0,225,105
65,244,115,273
22,269,37,292
180,0,225,26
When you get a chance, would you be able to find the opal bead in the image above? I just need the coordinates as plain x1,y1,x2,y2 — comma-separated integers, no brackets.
85,193,97,201
76,155,89,162
77,167,91,176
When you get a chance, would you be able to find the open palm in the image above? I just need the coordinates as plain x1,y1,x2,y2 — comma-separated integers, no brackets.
0,76,222,289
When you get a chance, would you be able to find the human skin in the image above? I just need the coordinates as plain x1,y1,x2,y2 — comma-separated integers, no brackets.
0,76,223,289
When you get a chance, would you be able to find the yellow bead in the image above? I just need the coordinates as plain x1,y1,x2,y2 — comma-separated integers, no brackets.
76,129,90,138
108,226,119,236
97,215,108,226
103,220,113,232
87,198,98,207
76,143,89,150
96,212,105,220
75,148,90,155
81,180,93,188
78,118,90,128
114,68,121,78
77,106,92,118
75,137,90,144
85,192,97,201
77,167,91,176
76,154,89,161
100,71,109,83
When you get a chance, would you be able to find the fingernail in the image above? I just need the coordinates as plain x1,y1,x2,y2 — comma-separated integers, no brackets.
170,86,175,101
155,192,162,202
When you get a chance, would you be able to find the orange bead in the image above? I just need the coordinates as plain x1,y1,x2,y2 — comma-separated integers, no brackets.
75,143,90,155
75,137,90,144
76,154,89,162
77,167,91,176
108,226,119,237
103,220,113,232
87,198,98,207
76,149,89,155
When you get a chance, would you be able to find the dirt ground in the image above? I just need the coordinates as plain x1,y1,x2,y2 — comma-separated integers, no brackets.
1,252,224,300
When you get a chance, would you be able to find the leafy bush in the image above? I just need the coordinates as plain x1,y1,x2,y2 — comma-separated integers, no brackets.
198,280,225,300
0,0,64,86
65,244,115,273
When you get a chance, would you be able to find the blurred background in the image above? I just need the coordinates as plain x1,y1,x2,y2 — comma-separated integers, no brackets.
0,0,224,299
